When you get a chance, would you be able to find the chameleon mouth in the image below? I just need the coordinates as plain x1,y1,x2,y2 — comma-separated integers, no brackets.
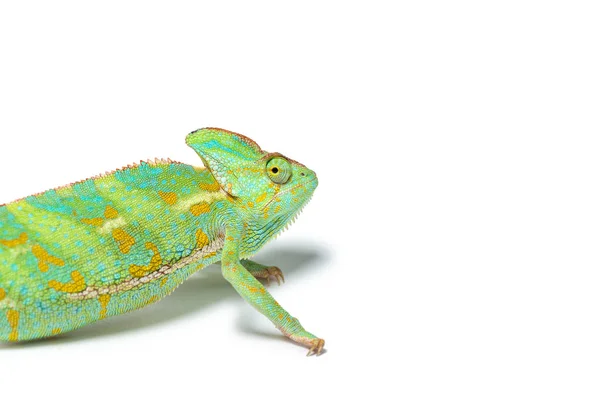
262,176,317,210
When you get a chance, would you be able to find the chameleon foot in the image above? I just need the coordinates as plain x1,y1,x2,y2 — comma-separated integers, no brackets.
306,338,325,356
252,266,285,286
289,334,325,356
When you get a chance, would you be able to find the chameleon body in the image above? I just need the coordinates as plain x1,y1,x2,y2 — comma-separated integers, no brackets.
0,128,324,355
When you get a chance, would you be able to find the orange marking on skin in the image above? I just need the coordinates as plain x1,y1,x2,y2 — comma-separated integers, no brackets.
51,328,62,335
203,251,217,259
113,228,136,254
147,295,159,305
278,313,284,320
104,205,119,219
247,201,254,208
256,193,267,203
240,281,265,294
199,181,221,192
0,232,28,248
190,202,210,216
32,244,65,273
274,205,282,213
196,229,209,248
6,310,19,342
98,294,111,319
0,288,5,301
158,191,178,205
160,277,169,287
81,218,104,227
129,243,162,278
48,271,87,293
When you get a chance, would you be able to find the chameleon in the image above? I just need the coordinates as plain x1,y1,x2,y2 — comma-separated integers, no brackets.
0,128,324,355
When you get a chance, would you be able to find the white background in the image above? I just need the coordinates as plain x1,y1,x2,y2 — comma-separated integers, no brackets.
0,1,599,399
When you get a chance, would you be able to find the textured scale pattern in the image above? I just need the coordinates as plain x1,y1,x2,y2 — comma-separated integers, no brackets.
0,128,324,355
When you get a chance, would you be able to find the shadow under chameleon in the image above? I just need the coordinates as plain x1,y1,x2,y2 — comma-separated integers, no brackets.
0,240,332,349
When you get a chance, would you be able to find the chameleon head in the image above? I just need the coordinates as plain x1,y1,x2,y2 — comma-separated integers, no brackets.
186,128,318,223
257,152,318,220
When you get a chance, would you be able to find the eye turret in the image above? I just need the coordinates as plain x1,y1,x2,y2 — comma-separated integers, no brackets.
266,157,292,184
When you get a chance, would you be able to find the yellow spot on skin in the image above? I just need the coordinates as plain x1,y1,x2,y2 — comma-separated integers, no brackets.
129,243,162,278
278,313,284,320
98,294,111,319
32,244,65,273
158,191,178,205
256,193,267,203
199,181,221,192
113,228,136,254
203,251,217,259
190,202,210,216
196,229,209,249
6,310,19,342
274,205,282,213
240,281,266,294
104,205,119,219
0,232,28,248
51,328,62,335
247,201,254,208
160,277,169,287
0,288,5,301
81,218,104,227
49,271,87,293
146,295,159,305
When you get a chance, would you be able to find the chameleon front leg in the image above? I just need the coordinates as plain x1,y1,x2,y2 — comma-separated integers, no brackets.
222,226,324,356
241,259,285,286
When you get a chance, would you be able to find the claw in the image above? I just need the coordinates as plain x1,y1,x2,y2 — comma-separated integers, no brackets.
306,339,325,356
262,267,284,286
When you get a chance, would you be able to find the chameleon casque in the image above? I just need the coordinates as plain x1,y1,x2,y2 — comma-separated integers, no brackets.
0,128,324,355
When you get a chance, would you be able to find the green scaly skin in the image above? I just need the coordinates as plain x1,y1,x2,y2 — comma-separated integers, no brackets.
0,128,324,355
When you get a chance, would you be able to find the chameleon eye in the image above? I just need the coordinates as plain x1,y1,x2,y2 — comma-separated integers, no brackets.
266,157,292,184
